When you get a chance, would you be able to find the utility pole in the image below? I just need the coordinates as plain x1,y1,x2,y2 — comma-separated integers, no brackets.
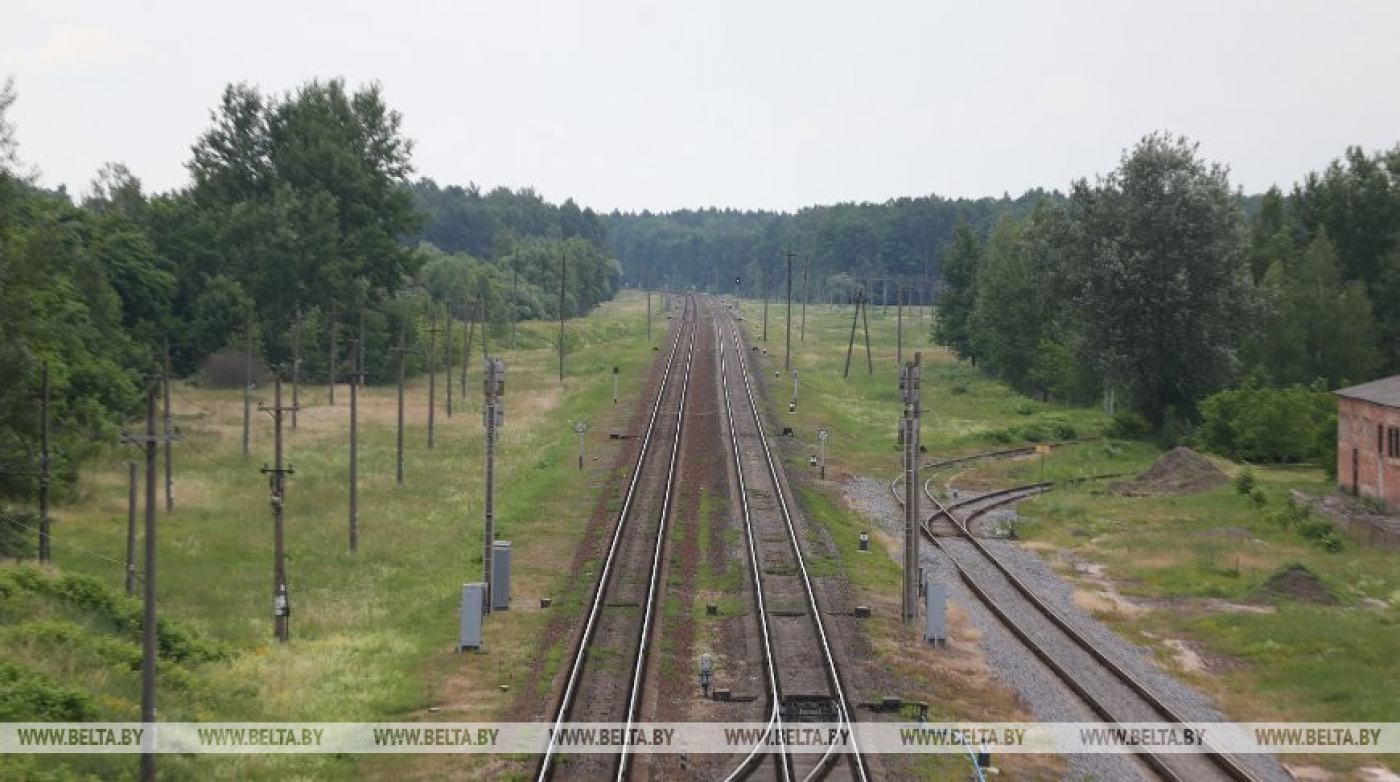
646,269,652,343
426,309,440,450
464,304,476,397
559,249,567,382
761,265,768,342
243,320,253,457
126,462,137,595
393,329,407,487
119,381,174,782
483,358,505,613
901,353,922,628
349,341,360,553
292,306,301,429
861,289,874,374
463,297,478,397
897,284,904,368
445,307,454,418
259,374,296,642
38,361,50,563
328,301,337,406
785,247,794,374
843,293,861,379
163,337,173,512
510,261,519,351
800,255,809,342
140,383,157,782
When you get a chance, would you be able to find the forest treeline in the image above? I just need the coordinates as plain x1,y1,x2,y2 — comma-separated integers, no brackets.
605,190,1059,304
0,77,619,512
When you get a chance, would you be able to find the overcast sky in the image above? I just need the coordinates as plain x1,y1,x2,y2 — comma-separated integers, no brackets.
4,1,1398,213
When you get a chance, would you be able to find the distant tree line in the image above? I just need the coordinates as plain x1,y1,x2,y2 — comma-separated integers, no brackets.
604,191,1059,303
0,76,620,511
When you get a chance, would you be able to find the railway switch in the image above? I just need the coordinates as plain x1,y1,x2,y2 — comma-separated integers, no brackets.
859,531,870,551
699,654,713,697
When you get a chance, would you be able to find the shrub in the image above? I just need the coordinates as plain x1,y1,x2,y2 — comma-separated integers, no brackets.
1107,410,1151,440
1234,467,1257,495
0,662,94,721
1198,384,1336,464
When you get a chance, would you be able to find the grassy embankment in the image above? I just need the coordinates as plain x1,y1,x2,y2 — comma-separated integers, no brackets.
735,296,1398,778
1,291,659,781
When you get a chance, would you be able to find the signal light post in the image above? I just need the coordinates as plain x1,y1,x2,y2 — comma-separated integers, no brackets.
900,353,922,628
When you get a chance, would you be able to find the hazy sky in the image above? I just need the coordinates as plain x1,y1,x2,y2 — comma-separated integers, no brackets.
4,1,1398,212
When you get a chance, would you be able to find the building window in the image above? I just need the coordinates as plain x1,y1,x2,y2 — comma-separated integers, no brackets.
1390,427,1400,459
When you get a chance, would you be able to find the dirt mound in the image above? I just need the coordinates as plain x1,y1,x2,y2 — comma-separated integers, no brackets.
1110,447,1228,496
1251,563,1336,604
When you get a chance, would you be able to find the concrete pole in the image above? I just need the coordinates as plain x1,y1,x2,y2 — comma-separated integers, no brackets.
785,248,794,374
395,330,406,487
349,341,359,553
292,306,301,429
163,336,173,512
140,383,157,782
38,361,50,563
243,320,252,457
126,462,137,595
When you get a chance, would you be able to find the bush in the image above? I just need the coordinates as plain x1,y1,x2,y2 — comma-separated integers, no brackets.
0,662,94,721
1198,384,1336,464
1234,467,1257,495
1249,487,1268,508
1107,410,1152,440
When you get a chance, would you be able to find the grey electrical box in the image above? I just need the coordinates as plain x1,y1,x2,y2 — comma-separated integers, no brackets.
925,580,947,644
491,541,511,612
459,583,485,651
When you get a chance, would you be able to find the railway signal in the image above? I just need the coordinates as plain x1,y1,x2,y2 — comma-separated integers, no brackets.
574,420,588,470
817,428,829,479
900,353,922,628
699,653,713,697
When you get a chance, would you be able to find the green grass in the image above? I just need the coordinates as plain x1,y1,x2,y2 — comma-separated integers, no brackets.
2,292,661,780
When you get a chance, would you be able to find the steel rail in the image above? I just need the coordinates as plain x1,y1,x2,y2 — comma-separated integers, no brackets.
718,301,870,782
617,295,698,779
915,489,1259,782
537,296,697,781
711,299,787,782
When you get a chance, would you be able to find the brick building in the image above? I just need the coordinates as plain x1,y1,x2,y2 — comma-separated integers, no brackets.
1336,376,1400,512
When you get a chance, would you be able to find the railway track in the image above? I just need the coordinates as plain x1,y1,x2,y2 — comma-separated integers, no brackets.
538,296,698,781
894,463,1259,781
712,299,868,782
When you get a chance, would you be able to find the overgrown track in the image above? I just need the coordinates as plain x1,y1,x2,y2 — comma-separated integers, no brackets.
896,472,1259,782
713,299,869,782
538,296,698,781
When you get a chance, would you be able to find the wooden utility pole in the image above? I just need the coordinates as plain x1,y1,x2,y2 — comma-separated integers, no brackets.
445,309,455,417
328,302,337,406
126,462,137,595
785,247,794,374
460,303,469,396
292,306,301,429
426,310,440,450
559,250,567,382
646,268,652,343
463,298,478,396
843,294,861,379
140,383,157,782
800,255,809,342
349,341,361,552
260,374,295,642
38,361,50,563
393,330,407,487
861,290,874,374
243,320,253,457
510,262,519,351
163,337,174,513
